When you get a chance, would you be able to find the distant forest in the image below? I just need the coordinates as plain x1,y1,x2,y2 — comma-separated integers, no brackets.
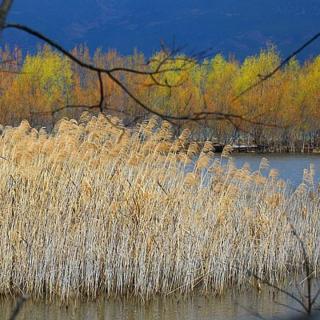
0,45,320,150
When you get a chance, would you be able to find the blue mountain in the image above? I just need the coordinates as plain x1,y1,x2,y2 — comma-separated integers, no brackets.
2,0,320,60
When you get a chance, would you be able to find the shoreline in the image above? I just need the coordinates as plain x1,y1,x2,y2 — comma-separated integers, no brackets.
195,142,320,154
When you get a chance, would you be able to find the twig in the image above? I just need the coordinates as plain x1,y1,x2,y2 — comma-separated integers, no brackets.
9,296,27,320
3,23,273,128
234,31,320,100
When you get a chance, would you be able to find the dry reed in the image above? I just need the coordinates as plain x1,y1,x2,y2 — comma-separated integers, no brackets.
0,114,319,302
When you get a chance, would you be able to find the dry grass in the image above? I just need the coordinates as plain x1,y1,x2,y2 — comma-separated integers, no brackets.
0,113,319,302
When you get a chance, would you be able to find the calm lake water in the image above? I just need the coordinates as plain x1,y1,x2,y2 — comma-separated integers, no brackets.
229,153,320,188
0,289,311,320
1,154,320,320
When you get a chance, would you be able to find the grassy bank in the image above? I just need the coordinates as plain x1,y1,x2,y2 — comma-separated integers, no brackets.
0,113,319,301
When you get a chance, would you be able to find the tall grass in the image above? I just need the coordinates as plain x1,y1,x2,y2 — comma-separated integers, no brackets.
0,113,319,301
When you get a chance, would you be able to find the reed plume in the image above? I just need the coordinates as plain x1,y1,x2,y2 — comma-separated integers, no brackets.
0,113,318,302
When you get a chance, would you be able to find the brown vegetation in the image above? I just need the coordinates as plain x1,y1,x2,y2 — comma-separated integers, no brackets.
0,114,319,301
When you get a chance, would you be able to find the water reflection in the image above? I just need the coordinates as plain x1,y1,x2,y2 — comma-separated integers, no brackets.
0,289,302,320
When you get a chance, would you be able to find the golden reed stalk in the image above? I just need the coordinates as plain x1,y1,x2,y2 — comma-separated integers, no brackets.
0,113,318,302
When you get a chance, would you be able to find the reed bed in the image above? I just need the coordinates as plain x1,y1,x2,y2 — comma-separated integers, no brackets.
0,113,319,301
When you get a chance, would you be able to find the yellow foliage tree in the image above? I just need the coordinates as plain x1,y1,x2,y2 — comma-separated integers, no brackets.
19,46,74,114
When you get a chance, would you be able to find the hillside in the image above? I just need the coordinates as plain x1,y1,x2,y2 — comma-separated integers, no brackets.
2,0,320,59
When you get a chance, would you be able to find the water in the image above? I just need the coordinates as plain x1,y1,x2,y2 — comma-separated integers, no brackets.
231,153,320,188
2,154,320,320
0,289,309,320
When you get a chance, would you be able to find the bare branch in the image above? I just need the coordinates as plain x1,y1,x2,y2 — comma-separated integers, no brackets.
4,24,189,77
9,296,27,320
0,0,12,29
273,300,307,315
234,31,320,100
247,271,310,314
289,223,313,314
4,23,241,125
4,13,314,132
97,71,104,112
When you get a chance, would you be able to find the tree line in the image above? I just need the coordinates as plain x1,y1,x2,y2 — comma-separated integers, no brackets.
0,44,320,151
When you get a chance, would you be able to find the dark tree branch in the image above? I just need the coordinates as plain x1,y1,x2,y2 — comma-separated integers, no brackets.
234,31,320,100
4,24,188,76
273,300,307,315
289,223,313,314
247,270,310,314
2,9,318,132
0,0,12,29
97,71,104,112
9,296,27,320
4,23,246,125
